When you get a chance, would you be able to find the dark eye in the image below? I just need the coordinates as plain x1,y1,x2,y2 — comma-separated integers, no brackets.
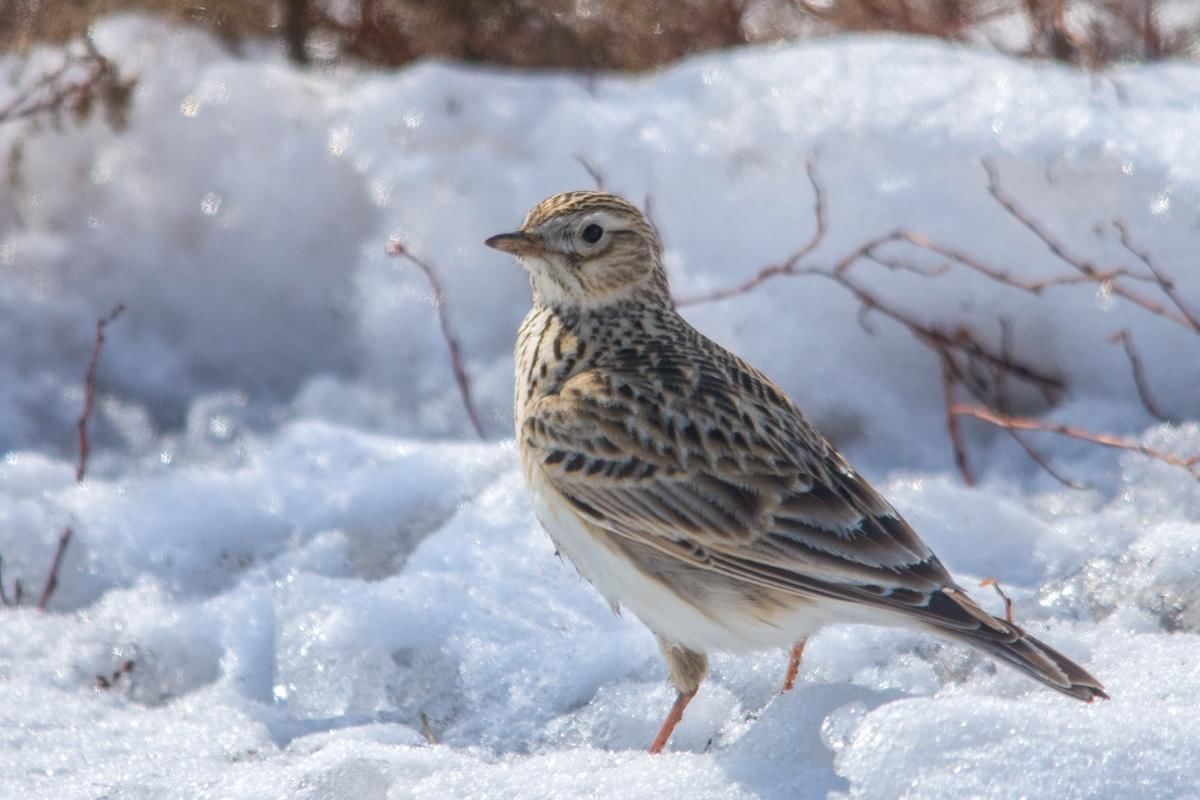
580,224,604,244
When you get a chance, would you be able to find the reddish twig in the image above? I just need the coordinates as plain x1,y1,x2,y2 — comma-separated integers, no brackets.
979,578,1015,624
0,558,10,607
77,304,125,483
951,404,1200,480
573,154,606,190
3,305,124,611
940,356,975,486
679,160,826,306
36,528,73,611
419,711,439,745
1110,329,1173,423
0,38,132,129
679,167,1063,401
1001,421,1090,489
940,332,1085,490
886,232,1158,293
678,157,1198,486
988,318,1088,489
387,240,487,440
983,159,1196,330
1112,220,1200,333
95,657,136,690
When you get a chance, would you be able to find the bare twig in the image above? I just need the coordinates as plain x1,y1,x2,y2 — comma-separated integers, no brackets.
951,404,1200,480
95,658,136,690
680,156,1197,485
677,159,826,307
419,712,439,745
36,528,73,611
3,304,124,611
77,304,125,483
941,356,975,486
1112,220,1200,333
387,240,487,440
0,39,133,130
1111,329,1173,423
573,154,605,190
979,578,1014,624
983,159,1196,330
1002,422,1090,489
989,318,1089,490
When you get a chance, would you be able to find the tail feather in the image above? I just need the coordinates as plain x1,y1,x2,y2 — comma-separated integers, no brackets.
963,625,1109,702
936,588,1108,702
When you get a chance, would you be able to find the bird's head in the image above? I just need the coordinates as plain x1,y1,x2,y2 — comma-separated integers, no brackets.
486,191,671,310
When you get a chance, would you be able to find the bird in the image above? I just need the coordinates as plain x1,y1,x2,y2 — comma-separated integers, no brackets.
485,190,1107,754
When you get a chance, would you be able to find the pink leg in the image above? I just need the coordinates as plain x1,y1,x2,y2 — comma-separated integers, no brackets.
780,640,807,693
648,690,697,754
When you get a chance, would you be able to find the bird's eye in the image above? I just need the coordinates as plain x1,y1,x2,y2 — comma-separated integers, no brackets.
580,224,604,244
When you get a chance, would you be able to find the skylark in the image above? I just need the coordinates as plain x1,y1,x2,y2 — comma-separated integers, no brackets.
486,191,1106,754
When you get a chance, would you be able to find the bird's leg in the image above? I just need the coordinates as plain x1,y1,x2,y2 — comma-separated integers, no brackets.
780,639,807,693
651,638,707,754
648,689,697,755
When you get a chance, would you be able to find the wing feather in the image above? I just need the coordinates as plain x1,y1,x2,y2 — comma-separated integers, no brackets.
522,354,963,625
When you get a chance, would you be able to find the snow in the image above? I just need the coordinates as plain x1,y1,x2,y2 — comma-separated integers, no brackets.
2,14,1199,799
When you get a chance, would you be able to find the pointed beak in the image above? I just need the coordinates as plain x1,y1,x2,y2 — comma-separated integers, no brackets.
485,231,544,257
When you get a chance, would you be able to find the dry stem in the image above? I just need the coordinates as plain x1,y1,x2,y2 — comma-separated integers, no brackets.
387,240,487,440
680,158,1198,484
0,38,133,130
573,154,606,190
979,578,1015,624
2,304,124,610
1110,329,1173,423
952,404,1200,479
77,304,125,482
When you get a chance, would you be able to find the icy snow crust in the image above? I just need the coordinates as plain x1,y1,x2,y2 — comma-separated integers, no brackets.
2,15,1200,799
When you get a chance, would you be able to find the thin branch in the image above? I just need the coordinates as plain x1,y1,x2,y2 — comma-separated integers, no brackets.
983,159,1196,330
827,266,1064,395
0,38,132,129
677,156,1197,486
950,404,1200,480
941,356,975,486
419,711,439,745
572,154,605,190
387,240,487,440
1112,220,1200,333
30,304,126,612
1002,423,1090,490
1111,329,1173,423
677,159,826,307
979,578,1014,624
989,317,1089,490
36,528,73,611
77,304,125,483
894,232,1157,292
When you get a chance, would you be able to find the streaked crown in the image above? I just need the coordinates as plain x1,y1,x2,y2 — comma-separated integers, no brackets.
486,191,671,309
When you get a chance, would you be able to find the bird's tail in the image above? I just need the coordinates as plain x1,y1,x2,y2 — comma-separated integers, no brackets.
937,589,1108,702
961,625,1108,701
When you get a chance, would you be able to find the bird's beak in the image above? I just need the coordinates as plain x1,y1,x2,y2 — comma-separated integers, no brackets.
485,231,544,257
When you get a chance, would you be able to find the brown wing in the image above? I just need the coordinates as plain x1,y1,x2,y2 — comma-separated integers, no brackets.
520,347,1023,635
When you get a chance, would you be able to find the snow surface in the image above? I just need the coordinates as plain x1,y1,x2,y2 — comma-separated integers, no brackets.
2,14,1200,799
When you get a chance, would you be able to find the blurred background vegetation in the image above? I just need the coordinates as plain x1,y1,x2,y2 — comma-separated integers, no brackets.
2,0,1197,71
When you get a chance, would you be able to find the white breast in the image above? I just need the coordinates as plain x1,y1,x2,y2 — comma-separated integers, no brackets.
524,464,841,653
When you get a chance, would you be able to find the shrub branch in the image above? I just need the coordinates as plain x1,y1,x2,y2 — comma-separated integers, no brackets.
679,158,1198,484
3,304,124,611
387,240,487,440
